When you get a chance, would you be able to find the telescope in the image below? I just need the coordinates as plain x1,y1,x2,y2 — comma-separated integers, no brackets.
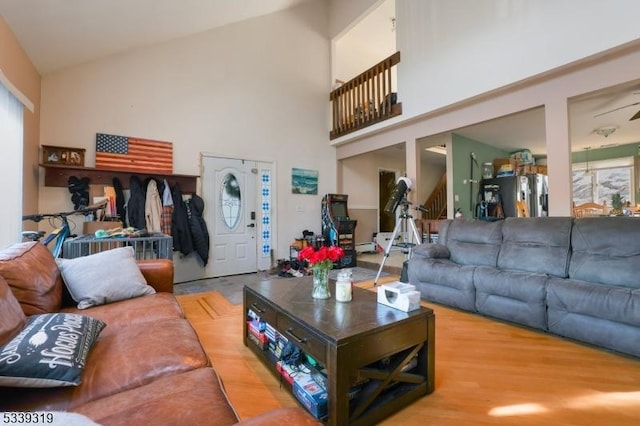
384,176,412,216
376,176,422,286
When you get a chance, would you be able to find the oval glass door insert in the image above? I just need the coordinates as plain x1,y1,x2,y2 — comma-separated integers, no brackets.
220,173,241,229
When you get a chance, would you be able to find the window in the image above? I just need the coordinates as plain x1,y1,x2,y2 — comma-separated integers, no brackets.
220,173,241,229
0,79,24,247
572,157,634,206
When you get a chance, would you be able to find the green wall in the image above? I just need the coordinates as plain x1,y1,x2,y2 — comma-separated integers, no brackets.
571,142,639,163
451,134,509,219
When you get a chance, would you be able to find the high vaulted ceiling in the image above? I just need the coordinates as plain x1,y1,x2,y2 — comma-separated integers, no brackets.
0,0,317,75
2,0,639,157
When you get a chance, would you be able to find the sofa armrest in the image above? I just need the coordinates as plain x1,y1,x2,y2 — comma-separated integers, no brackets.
137,259,174,293
413,243,450,259
235,407,321,425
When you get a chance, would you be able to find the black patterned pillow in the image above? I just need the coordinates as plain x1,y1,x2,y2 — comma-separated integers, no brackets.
0,313,105,387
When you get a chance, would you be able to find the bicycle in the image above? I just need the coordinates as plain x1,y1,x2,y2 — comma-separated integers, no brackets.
22,200,108,258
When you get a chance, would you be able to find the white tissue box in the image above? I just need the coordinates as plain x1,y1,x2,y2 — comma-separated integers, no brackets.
377,281,421,312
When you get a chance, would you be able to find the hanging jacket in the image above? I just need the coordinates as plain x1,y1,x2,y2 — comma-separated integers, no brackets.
112,177,126,225
161,179,174,235
145,179,162,233
128,175,146,230
171,183,194,255
186,194,210,266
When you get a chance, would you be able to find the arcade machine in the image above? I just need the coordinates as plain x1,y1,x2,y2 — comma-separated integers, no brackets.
321,194,357,268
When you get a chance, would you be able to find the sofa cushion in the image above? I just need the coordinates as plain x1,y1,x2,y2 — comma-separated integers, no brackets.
74,368,239,426
569,217,640,288
497,217,573,278
474,266,548,330
67,317,209,408
0,276,26,345
547,277,640,357
444,219,503,267
60,293,184,332
412,243,450,259
0,313,105,388
0,242,63,315
0,317,209,411
407,257,477,311
56,247,155,309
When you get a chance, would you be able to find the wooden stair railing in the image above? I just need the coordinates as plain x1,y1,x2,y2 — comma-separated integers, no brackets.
422,173,447,220
330,52,402,139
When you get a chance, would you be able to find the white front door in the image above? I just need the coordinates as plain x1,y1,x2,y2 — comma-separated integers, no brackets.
202,156,258,277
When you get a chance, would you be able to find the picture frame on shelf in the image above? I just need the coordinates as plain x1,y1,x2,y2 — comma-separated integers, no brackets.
42,145,85,166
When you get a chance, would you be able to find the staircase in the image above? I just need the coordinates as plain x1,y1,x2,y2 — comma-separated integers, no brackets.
422,173,447,220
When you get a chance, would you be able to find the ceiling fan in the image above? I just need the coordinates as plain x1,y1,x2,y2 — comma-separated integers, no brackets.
593,97,640,120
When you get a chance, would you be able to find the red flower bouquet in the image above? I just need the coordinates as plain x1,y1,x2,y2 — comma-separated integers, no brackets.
299,245,344,299
298,245,345,270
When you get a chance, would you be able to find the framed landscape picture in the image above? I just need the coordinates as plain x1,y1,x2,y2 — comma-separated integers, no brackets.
291,167,318,195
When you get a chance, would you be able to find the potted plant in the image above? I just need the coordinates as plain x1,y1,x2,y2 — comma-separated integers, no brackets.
611,193,624,216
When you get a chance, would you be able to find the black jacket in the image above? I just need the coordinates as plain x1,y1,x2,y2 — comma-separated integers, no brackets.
186,194,210,266
171,183,194,255
128,175,146,230
112,177,126,225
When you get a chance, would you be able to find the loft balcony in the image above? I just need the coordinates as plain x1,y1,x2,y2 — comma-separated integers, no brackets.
330,52,402,140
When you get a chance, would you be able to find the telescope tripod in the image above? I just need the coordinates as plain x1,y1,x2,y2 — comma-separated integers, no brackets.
374,201,422,286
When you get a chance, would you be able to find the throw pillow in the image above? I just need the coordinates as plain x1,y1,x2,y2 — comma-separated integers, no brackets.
56,246,155,310
0,313,105,387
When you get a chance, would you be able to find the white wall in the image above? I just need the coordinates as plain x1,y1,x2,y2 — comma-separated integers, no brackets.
339,149,405,241
330,0,640,217
38,1,333,280
329,0,640,143
341,150,405,208
334,0,396,83
329,0,380,39
396,0,640,121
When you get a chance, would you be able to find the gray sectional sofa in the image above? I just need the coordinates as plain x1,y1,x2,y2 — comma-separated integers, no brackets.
407,217,640,358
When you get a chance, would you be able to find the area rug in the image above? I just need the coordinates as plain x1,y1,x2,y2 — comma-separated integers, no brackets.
173,266,389,304
328,266,386,283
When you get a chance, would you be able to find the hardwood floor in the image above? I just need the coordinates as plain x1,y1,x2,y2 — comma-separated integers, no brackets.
176,277,640,425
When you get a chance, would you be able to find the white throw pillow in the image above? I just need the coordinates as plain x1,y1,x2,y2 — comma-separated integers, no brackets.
56,247,155,309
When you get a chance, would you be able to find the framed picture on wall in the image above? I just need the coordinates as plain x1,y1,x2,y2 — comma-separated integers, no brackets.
291,167,318,195
41,145,86,166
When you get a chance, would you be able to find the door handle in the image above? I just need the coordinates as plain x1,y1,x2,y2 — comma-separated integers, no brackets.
247,223,255,228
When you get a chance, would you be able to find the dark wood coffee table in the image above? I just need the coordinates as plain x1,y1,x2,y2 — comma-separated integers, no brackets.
243,277,435,425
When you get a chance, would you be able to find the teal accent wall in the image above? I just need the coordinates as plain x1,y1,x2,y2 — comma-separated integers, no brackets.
451,134,510,219
571,142,638,162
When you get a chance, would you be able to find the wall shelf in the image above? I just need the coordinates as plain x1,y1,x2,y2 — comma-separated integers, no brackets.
40,164,198,193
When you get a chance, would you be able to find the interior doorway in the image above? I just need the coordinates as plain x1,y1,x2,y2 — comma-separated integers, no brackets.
379,169,396,232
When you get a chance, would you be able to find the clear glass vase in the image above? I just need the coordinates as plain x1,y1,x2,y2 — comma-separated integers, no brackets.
311,266,331,299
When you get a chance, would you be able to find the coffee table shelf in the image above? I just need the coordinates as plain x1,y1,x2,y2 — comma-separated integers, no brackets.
243,278,435,425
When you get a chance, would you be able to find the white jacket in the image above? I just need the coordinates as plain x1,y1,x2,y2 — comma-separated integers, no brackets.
145,179,163,233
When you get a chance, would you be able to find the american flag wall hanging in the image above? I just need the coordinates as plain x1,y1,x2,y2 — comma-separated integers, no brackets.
95,133,173,174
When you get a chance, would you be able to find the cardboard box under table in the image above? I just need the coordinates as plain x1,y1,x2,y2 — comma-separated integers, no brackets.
292,372,328,420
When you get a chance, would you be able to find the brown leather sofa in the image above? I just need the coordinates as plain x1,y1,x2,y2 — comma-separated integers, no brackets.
0,242,318,425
